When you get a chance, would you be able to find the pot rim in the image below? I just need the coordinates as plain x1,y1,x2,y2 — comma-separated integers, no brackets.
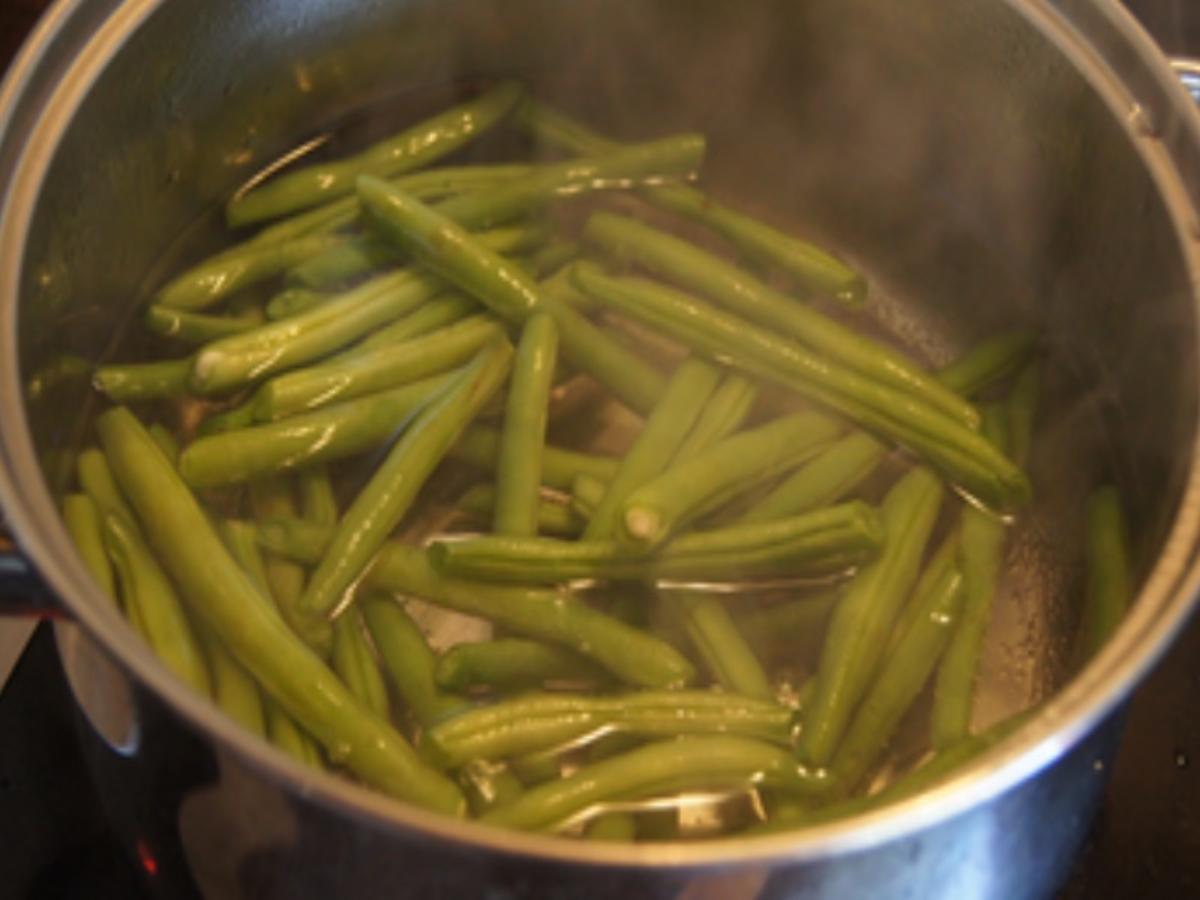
2,0,1200,870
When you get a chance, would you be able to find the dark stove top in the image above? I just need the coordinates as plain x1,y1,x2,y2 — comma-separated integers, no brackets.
2,1,1200,897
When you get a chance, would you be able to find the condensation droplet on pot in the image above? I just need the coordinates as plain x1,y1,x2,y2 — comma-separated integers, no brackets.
1176,750,1189,769
1092,758,1104,772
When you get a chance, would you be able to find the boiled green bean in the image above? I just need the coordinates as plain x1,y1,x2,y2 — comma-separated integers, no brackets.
494,314,559,536
517,100,865,306
250,316,501,421
1076,485,1133,660
617,410,842,548
581,358,719,538
455,484,584,538
178,373,454,487
424,690,794,769
189,268,444,396
801,467,944,766
103,511,211,695
663,590,773,700
297,340,512,623
360,596,467,727
96,407,465,814
481,735,831,831
331,608,392,721
62,493,116,602
572,263,1029,513
227,82,525,226
937,331,1039,398
931,406,1010,748
450,425,619,492
93,359,191,403
430,502,882,584
584,212,976,428
835,566,964,790
435,638,610,694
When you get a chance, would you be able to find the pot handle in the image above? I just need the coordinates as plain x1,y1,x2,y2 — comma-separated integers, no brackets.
0,528,58,618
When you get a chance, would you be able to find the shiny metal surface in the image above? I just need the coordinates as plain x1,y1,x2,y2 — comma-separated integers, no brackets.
2,1,1200,897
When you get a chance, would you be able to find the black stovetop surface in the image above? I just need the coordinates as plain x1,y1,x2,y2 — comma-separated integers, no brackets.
3,1,1200,897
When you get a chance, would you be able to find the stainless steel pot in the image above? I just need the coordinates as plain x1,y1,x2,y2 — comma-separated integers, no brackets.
3,1,1200,897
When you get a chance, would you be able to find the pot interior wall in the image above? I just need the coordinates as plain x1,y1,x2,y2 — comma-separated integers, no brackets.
12,0,1198,752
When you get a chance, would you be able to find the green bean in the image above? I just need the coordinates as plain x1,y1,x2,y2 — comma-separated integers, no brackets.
518,100,865,307
356,294,479,353
178,373,454,487
189,268,444,396
734,591,840,661
663,590,773,700
1076,485,1133,660
585,813,638,842
481,735,831,831
156,233,344,311
494,314,559,536
247,477,336,654
96,407,465,814
290,219,553,291
427,135,707,233
368,545,696,689
888,530,959,662
450,425,619,492
739,432,887,525
77,448,139,529
265,701,326,770
835,566,965,791
455,484,584,538
584,212,976,429
461,761,526,814
93,359,192,403
360,596,467,727
582,359,720,539
103,511,211,695
358,176,669,414
331,608,391,721
435,639,610,694
298,464,339,526
146,424,180,465
227,82,525,227
297,340,513,623
737,344,1023,526
572,264,1030,513
570,474,606,519
26,353,91,400
425,691,794,769
242,163,534,261
801,467,944,766
250,316,502,421
1005,361,1040,468
218,518,275,596
617,411,842,548
200,628,266,736
62,493,116,602
266,287,330,320
430,502,882,584
755,707,1037,832
288,234,401,289
932,407,1010,749
251,517,695,688
671,373,759,463
525,240,581,280
937,331,1039,398
144,304,263,344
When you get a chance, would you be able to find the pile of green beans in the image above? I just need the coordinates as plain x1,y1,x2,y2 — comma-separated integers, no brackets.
66,82,1136,841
